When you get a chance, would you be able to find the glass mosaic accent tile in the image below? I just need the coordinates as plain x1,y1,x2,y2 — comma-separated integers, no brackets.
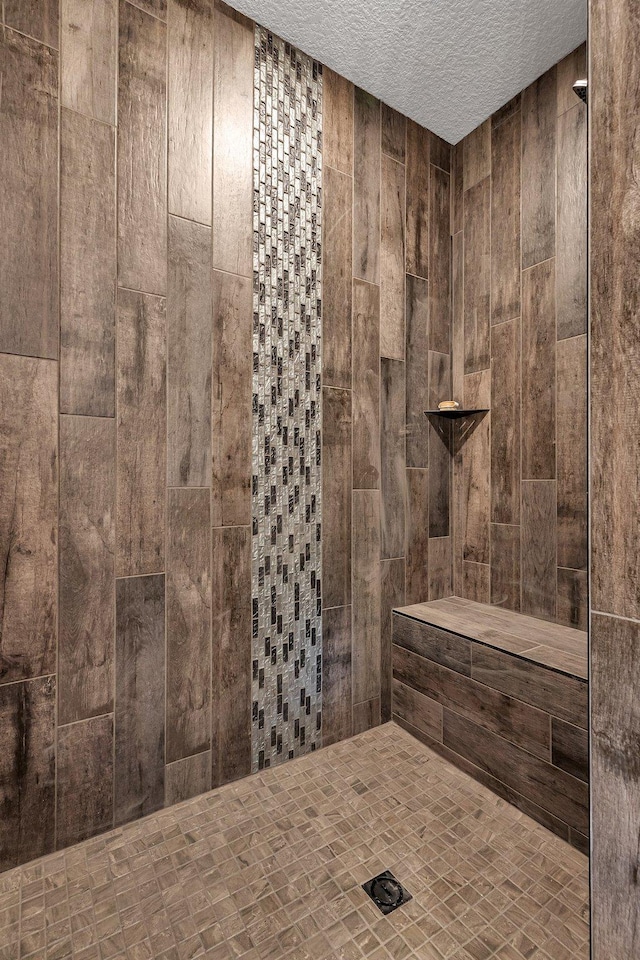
252,26,323,771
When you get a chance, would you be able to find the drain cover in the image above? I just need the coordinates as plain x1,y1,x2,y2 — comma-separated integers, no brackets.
362,870,413,915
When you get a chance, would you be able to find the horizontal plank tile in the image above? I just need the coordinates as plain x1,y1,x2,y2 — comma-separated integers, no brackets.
393,612,472,677
472,644,587,728
393,643,551,760
443,708,588,834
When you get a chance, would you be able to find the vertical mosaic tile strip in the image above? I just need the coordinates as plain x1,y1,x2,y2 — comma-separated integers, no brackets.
252,27,323,770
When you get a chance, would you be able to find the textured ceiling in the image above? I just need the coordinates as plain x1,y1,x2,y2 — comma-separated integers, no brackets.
230,0,587,144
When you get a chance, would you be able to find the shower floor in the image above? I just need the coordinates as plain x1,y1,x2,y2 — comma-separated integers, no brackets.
1,723,589,960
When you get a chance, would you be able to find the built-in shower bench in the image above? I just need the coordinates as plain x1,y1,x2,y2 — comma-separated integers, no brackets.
391,597,589,853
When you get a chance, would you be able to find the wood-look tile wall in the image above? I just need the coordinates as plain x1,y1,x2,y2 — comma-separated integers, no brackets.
392,612,589,851
322,73,452,741
590,0,640,951
0,0,451,870
451,45,588,630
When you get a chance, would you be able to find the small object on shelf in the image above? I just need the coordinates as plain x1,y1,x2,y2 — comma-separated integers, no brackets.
437,399,460,411
424,407,490,420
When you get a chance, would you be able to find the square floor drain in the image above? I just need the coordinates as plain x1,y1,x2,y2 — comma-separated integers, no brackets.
362,870,413,915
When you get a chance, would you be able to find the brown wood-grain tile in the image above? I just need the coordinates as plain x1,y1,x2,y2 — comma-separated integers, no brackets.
115,574,166,825
59,415,115,725
491,108,521,325
116,289,166,577
590,1,640,622
491,317,521,524
381,103,406,162
557,43,587,117
460,371,490,564
352,279,380,489
443,709,588,834
429,537,452,601
471,644,586,727
352,490,381,704
0,30,58,359
463,177,490,373
451,141,463,235
165,750,211,806
0,355,57,686
322,605,352,746
117,0,167,295
393,643,551,761
405,274,429,470
392,679,442,742
557,104,587,339
211,526,251,786
380,154,406,359
428,351,451,539
322,386,352,608
406,119,430,280
452,231,464,402
406,469,429,604
128,0,166,19
522,259,556,480
4,0,58,46
431,133,451,173
352,697,381,735
552,717,588,783
490,523,520,613
323,67,353,175
60,0,117,123
591,613,640,955
168,216,213,488
557,335,587,571
380,358,406,559
557,567,587,631
430,165,451,355
60,108,116,418
211,270,252,526
354,88,381,285
522,481,557,621
521,66,556,269
381,558,405,723
212,2,253,277
463,120,490,190
393,612,472,677
323,165,353,390
56,715,114,849
168,0,213,224
166,489,211,764
0,676,55,871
